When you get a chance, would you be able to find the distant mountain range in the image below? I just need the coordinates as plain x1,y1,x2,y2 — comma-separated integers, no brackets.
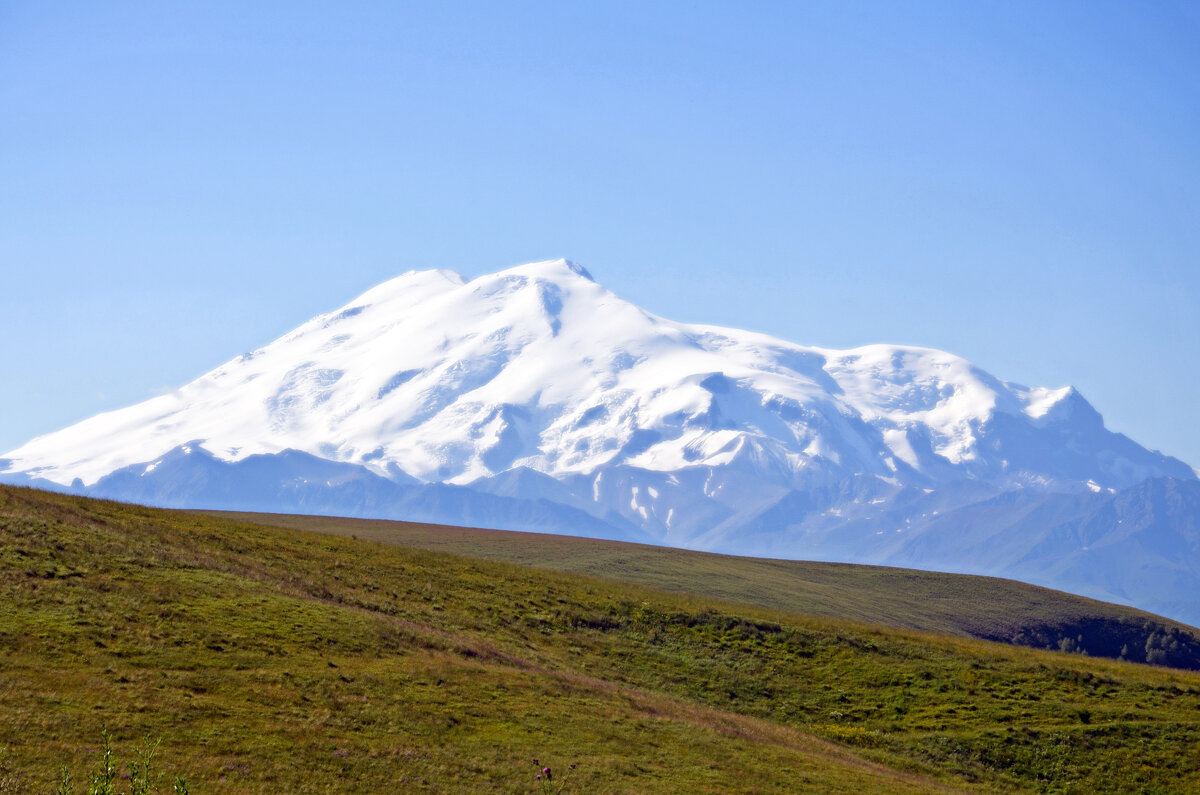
5,259,1197,624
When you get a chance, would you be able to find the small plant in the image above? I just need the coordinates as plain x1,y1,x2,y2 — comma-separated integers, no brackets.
89,729,118,795
531,758,577,793
127,734,161,795
57,730,184,795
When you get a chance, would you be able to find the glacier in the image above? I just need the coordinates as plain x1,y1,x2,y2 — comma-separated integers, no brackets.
4,259,1197,624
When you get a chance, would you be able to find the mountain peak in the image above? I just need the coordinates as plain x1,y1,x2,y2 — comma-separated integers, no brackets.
352,268,466,308
1028,385,1103,430
487,258,595,284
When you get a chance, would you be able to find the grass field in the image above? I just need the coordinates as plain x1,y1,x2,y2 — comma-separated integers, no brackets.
3,485,1200,792
217,510,1200,668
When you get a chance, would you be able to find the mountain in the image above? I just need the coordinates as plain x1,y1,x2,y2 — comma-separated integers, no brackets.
3,259,1197,623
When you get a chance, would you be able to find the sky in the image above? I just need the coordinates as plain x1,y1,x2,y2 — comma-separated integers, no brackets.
2,1,1198,468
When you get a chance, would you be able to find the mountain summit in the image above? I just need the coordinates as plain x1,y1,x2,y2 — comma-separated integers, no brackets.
4,260,1197,623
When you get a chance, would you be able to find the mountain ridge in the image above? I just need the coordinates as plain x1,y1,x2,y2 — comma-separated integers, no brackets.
8,258,1189,490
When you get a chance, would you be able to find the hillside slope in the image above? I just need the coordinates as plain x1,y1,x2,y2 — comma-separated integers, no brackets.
3,486,1200,793
220,509,1200,668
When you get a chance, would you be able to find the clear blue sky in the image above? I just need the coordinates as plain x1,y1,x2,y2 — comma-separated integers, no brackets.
2,1,1198,468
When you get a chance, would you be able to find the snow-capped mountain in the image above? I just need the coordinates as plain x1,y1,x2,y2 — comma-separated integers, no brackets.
4,259,1197,623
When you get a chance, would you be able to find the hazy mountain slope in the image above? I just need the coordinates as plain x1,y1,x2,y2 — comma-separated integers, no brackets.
85,443,649,542
2,259,1196,623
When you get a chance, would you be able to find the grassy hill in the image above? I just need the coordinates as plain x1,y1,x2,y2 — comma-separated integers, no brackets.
217,510,1200,669
1,485,1198,793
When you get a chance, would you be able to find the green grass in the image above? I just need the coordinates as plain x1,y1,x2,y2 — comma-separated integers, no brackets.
2,485,1199,792
215,510,1200,668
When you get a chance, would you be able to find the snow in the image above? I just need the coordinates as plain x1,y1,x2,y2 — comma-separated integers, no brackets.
1,258,1190,500
882,428,919,469
1024,386,1075,419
